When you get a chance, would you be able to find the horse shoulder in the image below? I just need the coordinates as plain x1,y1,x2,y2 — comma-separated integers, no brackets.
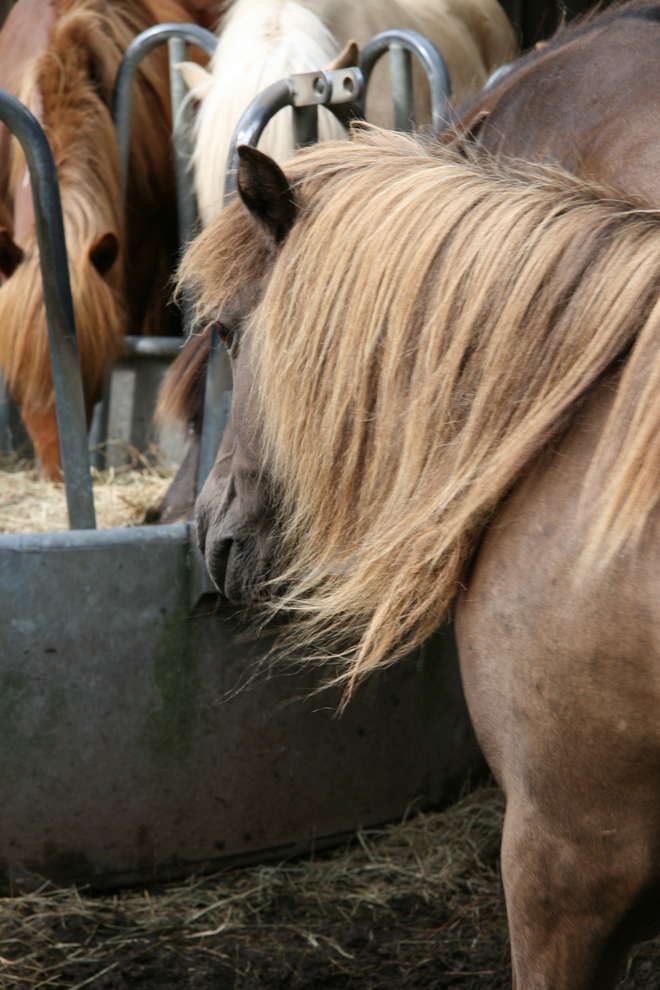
455,372,660,985
477,18,660,208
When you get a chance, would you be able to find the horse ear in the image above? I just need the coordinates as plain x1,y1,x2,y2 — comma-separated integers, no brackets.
325,40,360,71
175,61,214,99
237,146,297,244
0,229,23,278
89,231,119,276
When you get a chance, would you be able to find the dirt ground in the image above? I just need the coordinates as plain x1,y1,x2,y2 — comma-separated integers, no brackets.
1,784,658,989
38,896,660,990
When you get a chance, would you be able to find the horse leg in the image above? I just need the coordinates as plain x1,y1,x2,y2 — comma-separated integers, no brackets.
21,404,61,480
499,789,660,989
458,571,660,989
455,379,660,989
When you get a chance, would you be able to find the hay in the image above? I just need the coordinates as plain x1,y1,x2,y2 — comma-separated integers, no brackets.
0,454,172,533
0,782,657,986
0,785,506,988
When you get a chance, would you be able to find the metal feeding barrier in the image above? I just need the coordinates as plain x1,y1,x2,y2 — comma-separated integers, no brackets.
0,91,95,529
0,34,482,894
222,28,451,207
87,24,220,471
360,28,451,134
112,22,218,247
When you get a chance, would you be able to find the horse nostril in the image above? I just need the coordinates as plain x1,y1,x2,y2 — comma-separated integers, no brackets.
207,538,233,594
196,502,210,556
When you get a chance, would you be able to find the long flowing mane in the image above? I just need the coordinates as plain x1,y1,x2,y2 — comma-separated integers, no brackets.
191,0,346,224
0,0,176,415
181,128,660,690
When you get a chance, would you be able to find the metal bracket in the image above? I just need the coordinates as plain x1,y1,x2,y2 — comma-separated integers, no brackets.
359,29,451,135
223,66,365,204
0,89,95,529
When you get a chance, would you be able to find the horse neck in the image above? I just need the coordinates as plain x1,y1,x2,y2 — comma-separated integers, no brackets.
464,11,660,208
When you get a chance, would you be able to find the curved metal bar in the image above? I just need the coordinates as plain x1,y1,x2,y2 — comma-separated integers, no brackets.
112,23,218,196
223,69,365,204
223,78,295,204
0,90,95,529
483,62,514,91
360,29,451,134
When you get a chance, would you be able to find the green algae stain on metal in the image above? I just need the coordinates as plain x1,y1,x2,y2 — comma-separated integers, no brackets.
142,544,202,766
0,670,68,770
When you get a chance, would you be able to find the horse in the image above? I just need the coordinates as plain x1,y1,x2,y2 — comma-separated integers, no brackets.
155,0,658,522
177,0,517,224
180,129,660,987
154,0,514,519
0,0,225,479
456,0,660,209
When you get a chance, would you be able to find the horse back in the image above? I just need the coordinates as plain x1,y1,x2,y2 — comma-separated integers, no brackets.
468,13,660,207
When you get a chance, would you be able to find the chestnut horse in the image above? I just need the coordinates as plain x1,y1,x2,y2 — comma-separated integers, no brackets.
184,131,660,988
0,0,224,479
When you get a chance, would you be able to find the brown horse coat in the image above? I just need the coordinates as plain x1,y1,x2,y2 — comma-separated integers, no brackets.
187,131,660,987
458,1,660,206
0,0,225,478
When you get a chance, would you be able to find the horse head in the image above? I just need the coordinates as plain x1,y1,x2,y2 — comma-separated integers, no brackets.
0,0,185,478
188,146,298,601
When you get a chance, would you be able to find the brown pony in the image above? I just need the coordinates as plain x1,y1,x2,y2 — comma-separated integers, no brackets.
0,0,224,479
157,0,660,520
458,0,660,205
185,130,660,987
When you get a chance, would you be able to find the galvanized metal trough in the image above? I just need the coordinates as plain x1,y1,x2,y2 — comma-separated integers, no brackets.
0,30,482,893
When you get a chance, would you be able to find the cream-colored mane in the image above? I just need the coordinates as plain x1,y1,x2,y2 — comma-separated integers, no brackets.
191,0,345,224
191,0,516,224
183,129,660,690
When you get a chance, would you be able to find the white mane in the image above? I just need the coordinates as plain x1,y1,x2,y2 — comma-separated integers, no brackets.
192,0,345,224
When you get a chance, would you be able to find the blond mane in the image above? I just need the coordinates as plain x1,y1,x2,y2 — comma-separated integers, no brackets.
0,0,176,416
182,128,660,690
191,0,345,225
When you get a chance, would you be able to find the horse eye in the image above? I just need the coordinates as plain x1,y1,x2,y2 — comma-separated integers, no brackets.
213,322,233,347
